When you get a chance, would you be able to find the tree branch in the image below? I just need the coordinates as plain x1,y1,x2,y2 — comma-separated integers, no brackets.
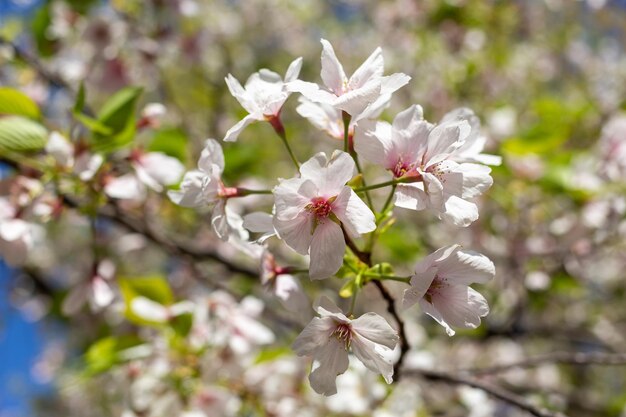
405,368,568,417
467,351,626,375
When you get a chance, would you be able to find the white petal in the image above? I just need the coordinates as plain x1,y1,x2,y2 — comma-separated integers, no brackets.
432,285,489,331
332,80,381,116
439,195,479,227
46,131,73,167
284,57,303,83
309,337,349,396
274,274,309,313
351,313,398,349
419,297,456,336
379,73,411,95
0,219,29,242
137,152,185,189
351,333,395,384
403,267,437,310
300,151,355,195
296,97,343,140
223,113,261,142
273,177,316,220
273,212,313,255
198,139,225,174
320,39,347,95
225,74,257,114
332,187,375,237
131,297,169,323
457,163,493,199
424,120,470,166
308,220,345,280
168,170,218,207
436,248,495,285
348,46,383,90
292,316,336,356
394,183,428,211
242,212,275,234
76,153,103,181
211,199,229,241
90,276,115,310
353,120,390,166
392,104,423,132
105,174,146,200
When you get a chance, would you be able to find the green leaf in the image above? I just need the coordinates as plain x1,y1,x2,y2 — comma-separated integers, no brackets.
90,86,143,152
84,335,143,375
73,112,113,135
148,128,189,163
0,88,41,119
73,82,86,114
0,116,48,151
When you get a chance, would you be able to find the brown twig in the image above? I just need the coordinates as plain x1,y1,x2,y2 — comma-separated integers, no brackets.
405,368,568,417
341,226,410,379
467,351,626,375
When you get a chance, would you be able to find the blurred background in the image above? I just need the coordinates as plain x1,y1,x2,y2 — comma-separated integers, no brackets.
1,0,626,416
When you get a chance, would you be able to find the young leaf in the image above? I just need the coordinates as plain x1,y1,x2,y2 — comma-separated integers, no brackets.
0,116,48,151
0,88,41,120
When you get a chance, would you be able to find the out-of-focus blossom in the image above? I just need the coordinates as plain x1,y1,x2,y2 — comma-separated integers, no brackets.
355,105,493,226
62,259,116,315
260,250,309,314
289,39,410,117
45,132,104,180
292,296,398,396
273,151,375,279
191,291,275,355
138,103,167,129
169,139,249,240
106,150,184,200
224,57,303,142
598,113,626,181
130,297,195,324
0,197,34,266
403,245,494,336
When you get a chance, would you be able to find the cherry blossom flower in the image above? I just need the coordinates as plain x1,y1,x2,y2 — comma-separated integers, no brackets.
296,93,390,148
131,297,195,323
168,139,246,240
62,259,116,315
598,113,626,181
402,244,495,336
138,103,167,129
355,104,493,227
442,108,502,166
292,296,398,396
288,39,410,117
45,132,103,180
105,150,184,200
0,197,34,266
260,250,309,314
273,151,376,279
224,57,303,142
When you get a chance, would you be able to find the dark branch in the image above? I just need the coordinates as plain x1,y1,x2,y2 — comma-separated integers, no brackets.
405,368,568,417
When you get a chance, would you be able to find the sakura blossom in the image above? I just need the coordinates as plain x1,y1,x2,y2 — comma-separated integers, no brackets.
403,245,495,336
61,259,116,315
292,296,398,396
355,104,494,227
289,39,410,117
260,250,309,314
0,197,34,266
105,150,184,200
273,151,376,279
168,138,252,240
224,57,303,142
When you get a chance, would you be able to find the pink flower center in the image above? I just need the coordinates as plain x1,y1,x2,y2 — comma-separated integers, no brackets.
306,197,333,218
391,159,417,178
424,274,448,304
332,322,353,349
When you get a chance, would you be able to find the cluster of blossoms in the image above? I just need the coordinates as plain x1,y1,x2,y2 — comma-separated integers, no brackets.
167,39,498,395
